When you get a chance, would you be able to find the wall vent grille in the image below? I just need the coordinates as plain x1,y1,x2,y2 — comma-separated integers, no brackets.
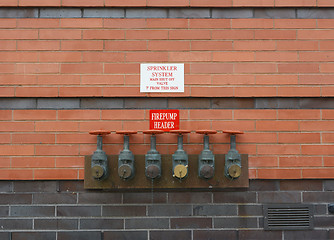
264,204,314,230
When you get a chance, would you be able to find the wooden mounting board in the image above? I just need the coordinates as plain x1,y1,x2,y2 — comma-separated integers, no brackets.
84,154,249,190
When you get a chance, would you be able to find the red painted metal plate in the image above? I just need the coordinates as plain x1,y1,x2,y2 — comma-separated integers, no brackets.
150,109,179,132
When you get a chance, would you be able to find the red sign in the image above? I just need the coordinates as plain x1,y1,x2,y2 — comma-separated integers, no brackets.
150,110,179,132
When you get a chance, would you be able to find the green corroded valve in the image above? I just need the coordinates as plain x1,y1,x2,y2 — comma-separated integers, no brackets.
223,130,244,179
170,130,190,180
89,130,111,180
116,130,137,180
196,130,217,179
143,130,164,179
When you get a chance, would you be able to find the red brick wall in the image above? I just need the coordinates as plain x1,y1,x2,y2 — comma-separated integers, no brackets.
1,4,334,180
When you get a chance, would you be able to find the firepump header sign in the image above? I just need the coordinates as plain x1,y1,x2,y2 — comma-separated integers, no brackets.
150,110,179,131
140,63,184,92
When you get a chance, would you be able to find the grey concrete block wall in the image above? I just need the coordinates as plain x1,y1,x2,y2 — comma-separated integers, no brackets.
0,180,332,240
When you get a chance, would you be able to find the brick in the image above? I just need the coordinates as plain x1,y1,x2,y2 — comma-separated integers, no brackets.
276,0,316,6
323,133,334,143
191,63,233,74
40,8,81,18
34,219,78,230
105,40,147,51
58,110,100,120
125,218,169,229
280,156,322,167
0,0,17,6
304,192,334,202
57,232,100,240
303,169,334,178
280,179,323,191
318,0,334,6
191,87,234,97
59,87,103,97
318,19,334,28
192,40,232,51
37,75,81,85
212,120,256,131
255,30,296,39
39,29,81,40
249,156,278,167
15,87,58,97
35,145,79,156
0,64,15,74
194,230,237,240
232,19,273,28
61,40,103,50
0,52,39,62
234,109,276,120
19,0,60,6
193,205,237,216
34,169,78,180
170,30,211,40
324,157,334,167
189,19,230,29
81,75,124,85
300,121,334,131
56,156,84,168
0,219,32,230
256,51,298,62
61,64,103,74
12,157,55,168
103,206,146,216
126,8,168,18
257,169,302,179
13,110,56,120
37,98,80,109
17,19,59,28
212,8,253,18
300,52,334,62
0,134,10,144
323,86,334,97
213,192,256,203
213,30,254,40
104,19,146,28
321,63,334,73
123,192,167,204
13,232,55,240
278,133,320,144
278,109,320,120
0,19,16,28
127,30,168,40
81,98,123,109
104,63,139,74
56,134,95,144
324,180,334,190
239,230,282,240
150,231,191,240
33,193,77,204
278,86,321,97
15,64,60,74
213,51,254,62
298,9,334,19
104,231,147,240
126,52,168,62
80,219,123,229
189,110,232,120
258,144,300,155
0,170,33,180
191,0,232,6
11,206,55,217
83,8,124,18
256,75,299,85
83,29,125,40
105,0,146,6
171,217,212,229
148,0,189,6
169,9,210,18
0,122,34,132
235,86,277,97
82,52,124,62
277,40,318,50
254,8,296,18
78,121,122,132
299,75,334,85
0,40,16,51
299,30,334,40
0,145,34,156
214,217,258,228
13,181,57,192
0,88,15,97
0,193,32,204
284,230,328,240
62,0,104,6
40,52,82,63
0,8,38,18
148,205,192,216
103,87,142,97
234,40,275,50
234,63,277,73
102,110,144,120
79,192,121,204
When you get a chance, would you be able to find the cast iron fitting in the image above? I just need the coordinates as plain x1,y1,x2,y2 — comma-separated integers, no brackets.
89,130,111,181
170,130,190,180
143,130,164,179
117,131,137,180
196,130,217,179
223,130,244,180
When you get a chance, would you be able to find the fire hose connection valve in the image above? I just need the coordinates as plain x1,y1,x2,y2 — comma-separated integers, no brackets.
89,130,111,180
116,130,137,180
223,130,244,180
143,130,164,179
170,130,191,180
196,130,217,179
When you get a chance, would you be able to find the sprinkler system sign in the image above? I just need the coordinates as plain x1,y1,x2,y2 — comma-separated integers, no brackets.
150,110,179,131
140,63,184,92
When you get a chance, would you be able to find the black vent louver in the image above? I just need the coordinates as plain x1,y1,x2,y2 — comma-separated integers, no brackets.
264,204,314,230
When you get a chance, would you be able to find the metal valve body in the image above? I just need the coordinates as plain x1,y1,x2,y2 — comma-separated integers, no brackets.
118,135,135,180
91,135,108,180
198,134,215,179
172,134,188,179
145,135,161,179
225,134,242,179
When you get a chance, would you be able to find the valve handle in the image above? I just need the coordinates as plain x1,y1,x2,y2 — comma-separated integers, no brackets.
89,130,111,136
170,130,191,135
116,130,137,135
143,130,164,135
223,130,244,135
196,130,217,135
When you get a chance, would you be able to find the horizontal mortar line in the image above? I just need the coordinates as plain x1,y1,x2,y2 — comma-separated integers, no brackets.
0,7,334,19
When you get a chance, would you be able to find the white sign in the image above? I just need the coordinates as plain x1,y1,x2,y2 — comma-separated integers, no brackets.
140,63,184,92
